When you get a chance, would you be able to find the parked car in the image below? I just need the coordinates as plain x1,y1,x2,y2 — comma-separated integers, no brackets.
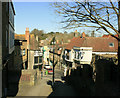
47,68,53,74
44,65,50,69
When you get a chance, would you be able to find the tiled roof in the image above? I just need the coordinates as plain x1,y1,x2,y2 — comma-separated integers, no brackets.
66,37,85,50
29,34,39,50
51,43,68,55
102,34,118,38
15,34,25,40
58,43,68,48
102,35,111,38
65,36,118,52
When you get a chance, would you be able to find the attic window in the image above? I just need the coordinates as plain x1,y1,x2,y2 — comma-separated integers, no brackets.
109,43,114,47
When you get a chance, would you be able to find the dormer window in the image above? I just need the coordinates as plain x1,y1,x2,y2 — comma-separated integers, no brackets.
109,43,114,47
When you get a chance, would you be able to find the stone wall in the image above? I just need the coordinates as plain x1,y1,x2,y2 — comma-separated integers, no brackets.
19,69,38,86
64,54,118,96
91,54,118,83
28,50,34,69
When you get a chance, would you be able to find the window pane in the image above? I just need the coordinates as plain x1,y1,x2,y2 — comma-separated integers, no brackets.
109,43,114,47
77,52,79,59
23,49,25,55
34,57,38,64
75,52,76,58
39,56,42,63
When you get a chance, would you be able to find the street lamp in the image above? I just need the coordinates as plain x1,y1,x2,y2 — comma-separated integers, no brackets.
52,37,56,85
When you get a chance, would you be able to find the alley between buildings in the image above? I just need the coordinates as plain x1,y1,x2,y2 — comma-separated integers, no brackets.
16,76,77,96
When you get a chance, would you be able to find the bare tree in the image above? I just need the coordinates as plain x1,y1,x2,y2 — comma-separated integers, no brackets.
53,1,119,38
53,0,120,91
53,1,120,58
54,0,119,39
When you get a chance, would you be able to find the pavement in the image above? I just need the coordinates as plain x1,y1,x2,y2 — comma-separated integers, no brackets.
16,77,52,96
7,66,78,97
15,76,77,97
15,66,78,97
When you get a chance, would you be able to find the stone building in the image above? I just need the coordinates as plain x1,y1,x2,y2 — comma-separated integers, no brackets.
28,50,43,70
14,28,42,87
15,28,43,70
14,39,28,70
0,1,15,97
22,28,43,70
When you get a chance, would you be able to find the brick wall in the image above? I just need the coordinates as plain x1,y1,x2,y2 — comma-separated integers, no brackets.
20,74,31,81
25,28,30,49
19,69,37,86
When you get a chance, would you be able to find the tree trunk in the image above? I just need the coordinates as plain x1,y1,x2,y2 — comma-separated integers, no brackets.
118,1,120,64
118,1,120,93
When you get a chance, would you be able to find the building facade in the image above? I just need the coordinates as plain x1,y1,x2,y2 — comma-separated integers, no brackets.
43,46,49,65
14,39,28,70
64,32,118,76
0,1,15,97
22,28,43,70
28,50,43,70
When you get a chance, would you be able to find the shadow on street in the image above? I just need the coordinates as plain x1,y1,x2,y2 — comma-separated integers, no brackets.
47,80,78,96
6,70,21,97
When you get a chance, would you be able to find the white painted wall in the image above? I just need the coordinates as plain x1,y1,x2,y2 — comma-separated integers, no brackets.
34,50,42,56
66,46,117,65
92,52,117,55
74,47,93,64
65,50,74,62
70,49,74,62
80,48,92,64
43,46,49,65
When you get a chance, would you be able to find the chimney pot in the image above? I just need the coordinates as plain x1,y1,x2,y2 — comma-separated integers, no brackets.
82,32,86,38
26,27,29,31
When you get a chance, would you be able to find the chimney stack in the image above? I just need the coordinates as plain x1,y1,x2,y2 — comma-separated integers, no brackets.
74,30,79,37
82,32,86,38
36,35,39,42
25,27,30,49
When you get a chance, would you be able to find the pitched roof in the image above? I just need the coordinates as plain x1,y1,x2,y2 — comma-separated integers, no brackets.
65,36,118,52
102,34,118,38
102,35,111,38
65,37,85,50
15,34,25,40
58,43,68,48
29,34,39,50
